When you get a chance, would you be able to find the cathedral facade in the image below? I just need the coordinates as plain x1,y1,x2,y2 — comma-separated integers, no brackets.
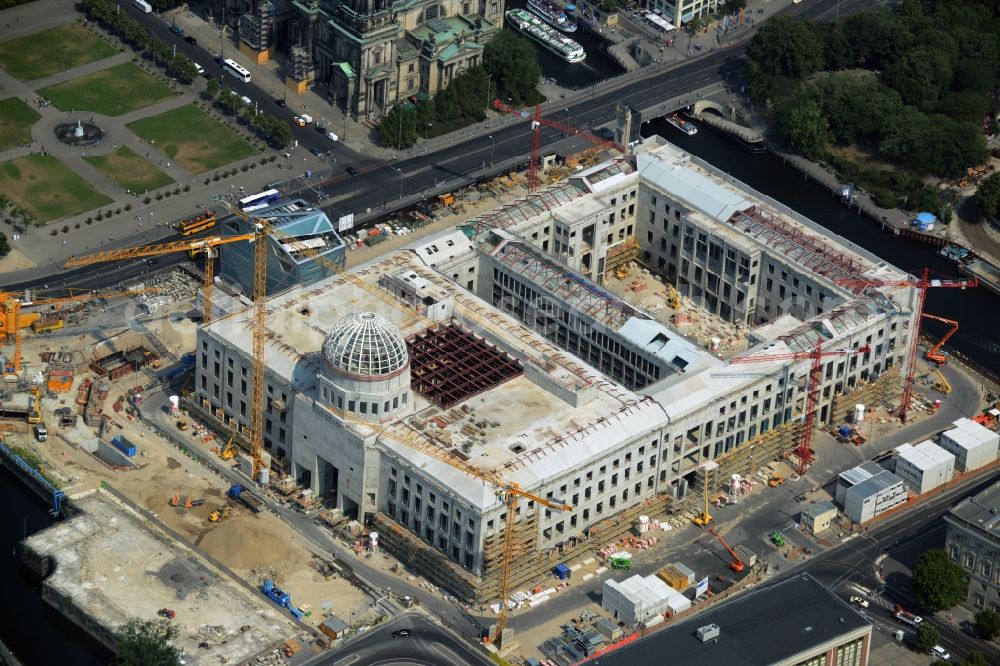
213,0,504,119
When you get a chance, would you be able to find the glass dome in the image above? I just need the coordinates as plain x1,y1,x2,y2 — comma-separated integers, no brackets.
322,312,409,378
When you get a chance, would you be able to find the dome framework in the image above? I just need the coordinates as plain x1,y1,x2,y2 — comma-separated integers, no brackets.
322,312,409,378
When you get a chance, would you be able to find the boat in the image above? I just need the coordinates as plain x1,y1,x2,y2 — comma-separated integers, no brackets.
526,0,578,33
666,113,698,136
939,243,972,265
506,9,586,63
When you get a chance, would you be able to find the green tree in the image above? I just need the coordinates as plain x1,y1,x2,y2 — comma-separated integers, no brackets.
911,549,968,611
882,47,954,108
114,618,181,666
878,105,928,162
975,172,1000,219
842,9,914,69
779,100,830,160
973,608,1000,640
688,16,703,34
379,104,418,149
963,650,987,666
914,622,939,653
0,232,10,258
265,118,292,150
912,116,987,177
205,77,221,100
745,17,823,103
169,54,198,84
483,29,542,106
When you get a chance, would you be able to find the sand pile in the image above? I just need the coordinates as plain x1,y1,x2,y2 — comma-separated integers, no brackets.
197,515,293,568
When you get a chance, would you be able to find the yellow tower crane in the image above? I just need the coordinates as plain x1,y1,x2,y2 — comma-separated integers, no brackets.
64,234,258,324
213,199,574,644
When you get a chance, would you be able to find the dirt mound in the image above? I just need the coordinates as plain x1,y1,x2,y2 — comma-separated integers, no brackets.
197,515,293,569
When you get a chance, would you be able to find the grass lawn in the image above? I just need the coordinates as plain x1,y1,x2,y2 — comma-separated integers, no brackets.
126,105,257,174
0,24,117,81
84,145,174,193
39,62,174,117
0,154,112,222
0,97,41,151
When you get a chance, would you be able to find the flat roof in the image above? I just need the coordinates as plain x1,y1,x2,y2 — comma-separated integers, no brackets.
895,440,954,471
596,574,870,666
848,470,903,499
205,250,660,509
948,481,1000,539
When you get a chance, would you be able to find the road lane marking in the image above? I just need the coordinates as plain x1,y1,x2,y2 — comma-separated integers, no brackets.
431,642,463,665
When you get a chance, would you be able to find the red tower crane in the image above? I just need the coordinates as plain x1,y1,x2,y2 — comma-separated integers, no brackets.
492,100,625,192
730,343,870,475
833,269,976,423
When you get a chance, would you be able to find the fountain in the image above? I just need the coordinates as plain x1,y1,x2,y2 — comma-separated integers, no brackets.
54,119,105,147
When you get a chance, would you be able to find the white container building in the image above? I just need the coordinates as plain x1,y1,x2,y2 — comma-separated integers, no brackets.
603,574,690,626
938,418,999,472
894,440,955,495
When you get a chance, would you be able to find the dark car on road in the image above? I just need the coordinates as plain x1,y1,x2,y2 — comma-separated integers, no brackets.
346,166,359,177
391,629,411,638
274,98,286,107
169,25,183,36
309,147,328,158
184,35,197,45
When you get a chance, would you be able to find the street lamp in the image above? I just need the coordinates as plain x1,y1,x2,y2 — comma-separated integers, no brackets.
485,73,493,111
425,122,432,143
488,135,495,166
565,107,571,126
396,167,404,199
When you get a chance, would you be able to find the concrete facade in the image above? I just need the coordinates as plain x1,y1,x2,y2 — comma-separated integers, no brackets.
938,418,999,473
893,440,955,496
944,481,1000,612
647,0,720,29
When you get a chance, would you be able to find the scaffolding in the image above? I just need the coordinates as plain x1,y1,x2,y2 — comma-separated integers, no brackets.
690,422,799,503
239,0,274,52
373,492,672,604
288,44,314,82
829,367,902,423
407,322,523,409
727,207,869,286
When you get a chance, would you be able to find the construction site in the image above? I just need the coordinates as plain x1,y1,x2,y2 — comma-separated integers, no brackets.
2,135,997,665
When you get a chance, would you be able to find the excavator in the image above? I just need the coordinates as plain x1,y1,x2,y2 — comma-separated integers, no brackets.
922,313,958,365
208,505,231,522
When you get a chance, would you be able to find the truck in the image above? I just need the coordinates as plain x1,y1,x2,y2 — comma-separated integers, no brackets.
299,113,313,125
31,317,64,334
228,484,264,513
35,423,47,442
894,604,923,627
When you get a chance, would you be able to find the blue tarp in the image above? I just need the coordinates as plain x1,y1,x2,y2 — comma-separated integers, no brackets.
553,563,571,579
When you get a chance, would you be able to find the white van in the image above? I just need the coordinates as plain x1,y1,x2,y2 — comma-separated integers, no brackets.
326,132,339,142
240,95,252,106
194,63,204,75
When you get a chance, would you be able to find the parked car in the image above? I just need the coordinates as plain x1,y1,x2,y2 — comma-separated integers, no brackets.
849,596,869,608
169,25,183,36
930,645,950,661
184,35,197,45
309,147,327,157
274,98,287,107
326,132,339,142
391,629,411,638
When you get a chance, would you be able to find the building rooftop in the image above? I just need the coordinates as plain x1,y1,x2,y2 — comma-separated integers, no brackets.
947,481,1000,539
848,470,903,499
206,250,661,510
596,574,870,666
895,440,954,471
802,500,838,518
24,490,297,663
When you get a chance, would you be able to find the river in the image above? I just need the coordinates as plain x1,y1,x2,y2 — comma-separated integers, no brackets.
643,118,1000,376
0,466,111,665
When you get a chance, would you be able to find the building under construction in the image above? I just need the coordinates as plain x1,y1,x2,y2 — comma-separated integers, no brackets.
195,138,919,602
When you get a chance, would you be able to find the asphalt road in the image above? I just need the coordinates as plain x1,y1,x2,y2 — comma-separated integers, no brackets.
793,468,1000,663
300,611,493,666
116,0,888,228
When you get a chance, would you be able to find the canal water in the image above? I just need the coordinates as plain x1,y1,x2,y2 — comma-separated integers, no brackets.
507,0,625,88
0,466,111,665
643,118,1000,375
